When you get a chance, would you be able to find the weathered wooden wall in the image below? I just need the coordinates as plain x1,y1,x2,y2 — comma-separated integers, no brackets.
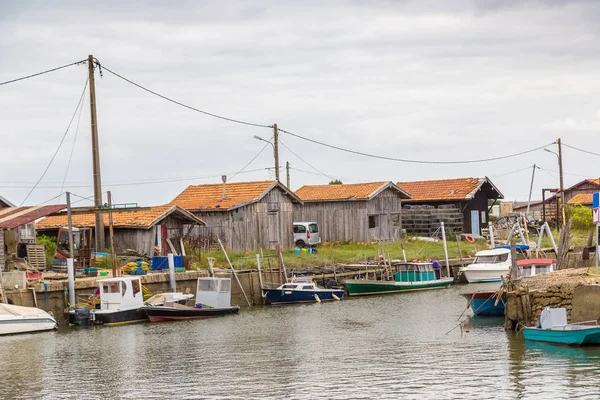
187,186,296,251
292,187,403,243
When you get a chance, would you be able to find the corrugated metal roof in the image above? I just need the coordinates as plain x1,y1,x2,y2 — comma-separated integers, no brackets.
0,205,66,229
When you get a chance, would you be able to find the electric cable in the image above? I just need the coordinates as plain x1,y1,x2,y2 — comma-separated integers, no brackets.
0,59,86,86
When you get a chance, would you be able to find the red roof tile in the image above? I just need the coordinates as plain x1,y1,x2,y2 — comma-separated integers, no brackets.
398,178,485,202
295,182,409,201
170,180,278,210
567,193,593,205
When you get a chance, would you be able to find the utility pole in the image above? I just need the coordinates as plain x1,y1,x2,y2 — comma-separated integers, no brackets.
286,161,290,188
66,192,75,259
557,138,565,226
273,123,280,182
107,191,117,277
88,54,105,251
525,164,537,217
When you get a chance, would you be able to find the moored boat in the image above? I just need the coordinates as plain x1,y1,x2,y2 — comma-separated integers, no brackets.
459,248,512,283
523,307,600,345
262,277,344,305
142,277,240,322
69,276,147,326
344,262,453,296
461,258,556,316
0,303,57,335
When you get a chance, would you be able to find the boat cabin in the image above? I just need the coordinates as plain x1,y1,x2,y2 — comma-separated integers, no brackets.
517,259,556,277
98,277,144,311
196,277,232,308
394,262,438,283
473,248,511,264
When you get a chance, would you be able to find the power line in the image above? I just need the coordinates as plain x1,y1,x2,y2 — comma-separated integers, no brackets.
562,142,600,157
229,140,272,181
279,140,335,181
488,165,537,178
279,128,555,164
60,78,88,197
289,167,364,183
98,61,273,129
0,59,86,86
20,78,88,206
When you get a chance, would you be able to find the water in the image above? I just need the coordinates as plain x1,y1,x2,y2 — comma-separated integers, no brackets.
2,284,600,399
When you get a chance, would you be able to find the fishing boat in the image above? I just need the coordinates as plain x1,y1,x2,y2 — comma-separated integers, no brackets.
461,258,557,316
459,248,512,283
0,303,57,335
344,262,453,296
142,277,239,322
69,276,147,326
262,277,345,305
523,307,600,345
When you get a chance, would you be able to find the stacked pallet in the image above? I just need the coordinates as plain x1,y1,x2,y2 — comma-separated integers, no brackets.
402,204,463,236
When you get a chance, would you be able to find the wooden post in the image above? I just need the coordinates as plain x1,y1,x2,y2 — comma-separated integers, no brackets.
440,222,450,277
286,161,290,188
88,54,105,252
456,236,463,266
66,192,75,259
488,222,495,249
218,238,251,306
558,138,565,226
276,243,283,284
108,191,117,277
510,240,518,282
256,254,264,288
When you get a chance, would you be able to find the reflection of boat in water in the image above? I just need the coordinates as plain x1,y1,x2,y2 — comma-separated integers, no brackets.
523,307,600,346
0,303,57,335
344,262,452,296
461,259,556,316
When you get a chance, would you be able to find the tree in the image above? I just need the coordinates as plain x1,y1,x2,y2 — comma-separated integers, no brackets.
329,179,343,185
568,204,593,231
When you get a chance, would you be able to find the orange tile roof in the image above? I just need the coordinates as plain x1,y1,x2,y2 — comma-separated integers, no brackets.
36,206,204,230
567,193,593,205
296,182,395,201
170,180,277,210
398,178,484,202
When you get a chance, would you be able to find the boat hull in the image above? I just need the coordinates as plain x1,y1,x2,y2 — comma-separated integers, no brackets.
461,292,506,316
143,306,240,322
523,327,600,345
0,318,57,336
69,308,148,326
262,289,345,305
344,278,453,296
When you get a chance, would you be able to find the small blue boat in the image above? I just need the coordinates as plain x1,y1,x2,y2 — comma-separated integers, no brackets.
523,307,600,345
262,278,344,305
461,291,505,316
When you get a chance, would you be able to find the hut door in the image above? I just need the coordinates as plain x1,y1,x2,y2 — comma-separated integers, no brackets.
470,210,480,235
267,212,279,249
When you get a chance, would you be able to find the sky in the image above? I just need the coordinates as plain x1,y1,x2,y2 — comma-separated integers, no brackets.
1,0,600,208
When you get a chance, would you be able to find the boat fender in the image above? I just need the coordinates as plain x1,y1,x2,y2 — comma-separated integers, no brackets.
332,294,340,301
464,235,475,243
314,293,321,303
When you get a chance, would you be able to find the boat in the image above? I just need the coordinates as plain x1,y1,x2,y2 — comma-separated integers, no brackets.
458,248,512,283
69,276,147,326
523,307,600,345
344,262,453,296
0,303,57,335
142,277,240,322
461,258,557,316
261,277,345,305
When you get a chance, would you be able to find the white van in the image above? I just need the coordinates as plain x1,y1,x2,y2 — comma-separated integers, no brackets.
293,222,321,247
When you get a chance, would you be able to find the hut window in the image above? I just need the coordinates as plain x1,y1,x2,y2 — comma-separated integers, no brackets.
390,213,401,226
267,202,279,212
368,215,378,229
481,211,486,224
233,210,244,222
18,223,35,240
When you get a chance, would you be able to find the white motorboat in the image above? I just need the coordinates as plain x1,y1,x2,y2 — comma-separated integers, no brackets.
459,248,512,283
0,303,57,335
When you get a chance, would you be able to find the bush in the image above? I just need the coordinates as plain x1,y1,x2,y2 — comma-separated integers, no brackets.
568,204,593,231
36,235,56,266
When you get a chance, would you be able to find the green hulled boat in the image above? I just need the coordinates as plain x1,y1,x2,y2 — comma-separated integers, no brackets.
344,262,453,296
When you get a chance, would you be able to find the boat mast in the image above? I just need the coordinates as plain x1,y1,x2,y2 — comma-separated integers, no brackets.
88,55,105,252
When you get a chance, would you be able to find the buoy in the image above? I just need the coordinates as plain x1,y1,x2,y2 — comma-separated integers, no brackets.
464,235,475,243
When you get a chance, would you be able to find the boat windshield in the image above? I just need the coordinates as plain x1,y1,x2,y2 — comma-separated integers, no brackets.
282,284,299,289
474,254,508,264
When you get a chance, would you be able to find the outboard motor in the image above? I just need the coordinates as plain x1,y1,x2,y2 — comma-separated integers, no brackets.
73,306,91,326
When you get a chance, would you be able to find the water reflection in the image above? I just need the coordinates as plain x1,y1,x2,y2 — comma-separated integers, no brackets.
1,285,600,399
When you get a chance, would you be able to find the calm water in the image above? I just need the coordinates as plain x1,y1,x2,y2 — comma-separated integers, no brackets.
2,283,600,399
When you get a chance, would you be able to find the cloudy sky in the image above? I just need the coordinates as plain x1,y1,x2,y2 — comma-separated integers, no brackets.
1,0,600,207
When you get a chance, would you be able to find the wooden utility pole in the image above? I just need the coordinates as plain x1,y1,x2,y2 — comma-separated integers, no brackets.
273,123,280,182
557,138,565,226
525,164,537,217
88,54,105,252
66,192,75,259
286,161,290,188
107,191,117,277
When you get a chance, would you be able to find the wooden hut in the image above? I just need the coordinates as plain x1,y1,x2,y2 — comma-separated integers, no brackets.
397,177,504,236
293,182,411,242
170,180,303,251
36,205,204,257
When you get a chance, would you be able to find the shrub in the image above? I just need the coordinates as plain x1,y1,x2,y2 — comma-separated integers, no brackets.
568,204,593,231
36,235,57,266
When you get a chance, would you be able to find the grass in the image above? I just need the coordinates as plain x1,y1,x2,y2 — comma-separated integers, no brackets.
187,228,592,271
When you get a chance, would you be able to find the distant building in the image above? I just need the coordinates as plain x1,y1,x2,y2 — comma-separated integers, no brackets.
170,180,303,251
294,182,411,242
397,177,504,236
